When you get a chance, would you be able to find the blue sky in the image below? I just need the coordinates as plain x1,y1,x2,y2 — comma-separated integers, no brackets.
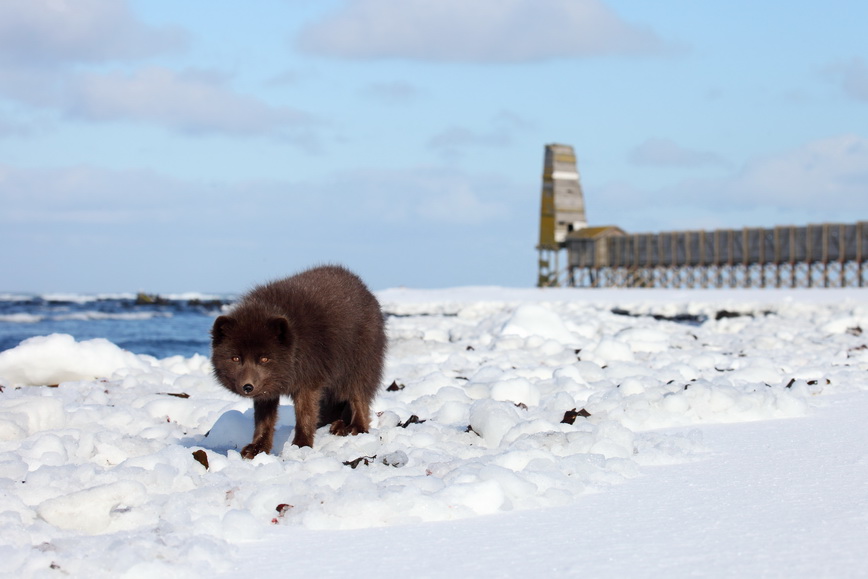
1,0,867,293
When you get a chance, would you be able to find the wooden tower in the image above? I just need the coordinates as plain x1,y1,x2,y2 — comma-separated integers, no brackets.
537,144,587,286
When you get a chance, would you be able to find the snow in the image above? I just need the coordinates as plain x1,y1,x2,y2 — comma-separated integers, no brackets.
0,287,867,577
230,391,868,578
0,334,152,387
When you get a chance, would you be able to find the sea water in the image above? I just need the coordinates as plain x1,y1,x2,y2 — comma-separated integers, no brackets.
0,293,231,358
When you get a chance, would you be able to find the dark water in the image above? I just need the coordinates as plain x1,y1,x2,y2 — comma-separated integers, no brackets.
0,293,233,359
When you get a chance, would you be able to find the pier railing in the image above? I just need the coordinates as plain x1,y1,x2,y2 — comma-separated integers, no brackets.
565,222,868,288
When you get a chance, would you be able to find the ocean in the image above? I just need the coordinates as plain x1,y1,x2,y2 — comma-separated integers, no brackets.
0,292,231,359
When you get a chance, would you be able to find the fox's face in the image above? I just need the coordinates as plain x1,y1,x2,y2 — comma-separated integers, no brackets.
214,350,276,397
211,315,292,398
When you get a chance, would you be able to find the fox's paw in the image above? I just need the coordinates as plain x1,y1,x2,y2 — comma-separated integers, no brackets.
241,441,271,459
329,419,367,437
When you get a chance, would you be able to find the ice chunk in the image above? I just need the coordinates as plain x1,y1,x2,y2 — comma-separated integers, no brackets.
501,304,575,344
37,480,148,534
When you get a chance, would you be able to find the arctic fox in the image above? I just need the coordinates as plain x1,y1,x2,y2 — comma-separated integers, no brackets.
211,265,386,458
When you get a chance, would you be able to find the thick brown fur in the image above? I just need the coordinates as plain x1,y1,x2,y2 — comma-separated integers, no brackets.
211,265,386,458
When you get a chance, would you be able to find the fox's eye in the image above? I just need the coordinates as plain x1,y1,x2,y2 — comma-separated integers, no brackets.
231,356,241,363
259,356,270,364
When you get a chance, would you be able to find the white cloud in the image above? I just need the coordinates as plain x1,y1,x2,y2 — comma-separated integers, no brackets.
0,65,314,138
0,164,186,225
63,67,311,136
594,135,868,232
0,161,529,290
0,0,185,67
416,183,510,224
0,2,313,139
309,166,515,225
296,0,671,62
0,162,515,229
653,134,868,213
629,138,725,167
720,134,868,210
0,161,536,291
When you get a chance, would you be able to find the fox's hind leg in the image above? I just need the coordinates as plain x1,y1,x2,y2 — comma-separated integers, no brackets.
318,397,348,428
329,393,371,436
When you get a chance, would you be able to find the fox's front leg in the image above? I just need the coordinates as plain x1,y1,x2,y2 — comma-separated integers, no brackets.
242,397,279,458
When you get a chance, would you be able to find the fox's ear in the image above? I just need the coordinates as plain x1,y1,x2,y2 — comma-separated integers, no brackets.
268,316,292,346
212,315,235,345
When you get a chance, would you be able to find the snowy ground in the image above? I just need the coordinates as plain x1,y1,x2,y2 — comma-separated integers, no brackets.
1,288,867,577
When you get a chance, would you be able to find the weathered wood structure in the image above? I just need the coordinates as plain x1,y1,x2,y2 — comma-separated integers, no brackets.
537,144,587,287
535,144,868,289
565,222,868,288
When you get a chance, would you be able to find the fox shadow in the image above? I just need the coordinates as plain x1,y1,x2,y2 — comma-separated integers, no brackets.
185,404,296,456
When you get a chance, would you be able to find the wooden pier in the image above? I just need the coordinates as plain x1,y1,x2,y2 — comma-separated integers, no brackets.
565,222,868,288
535,144,868,289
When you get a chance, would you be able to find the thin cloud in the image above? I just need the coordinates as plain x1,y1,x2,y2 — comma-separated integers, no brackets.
416,181,511,224
0,0,186,67
0,164,188,225
824,58,868,103
0,65,316,139
629,138,725,167
296,0,673,62
599,134,868,232
493,110,536,132
429,127,511,157
63,67,312,136
311,166,514,225
0,115,37,138
362,81,422,104
429,111,534,159
719,134,868,209
0,162,514,228
265,70,304,88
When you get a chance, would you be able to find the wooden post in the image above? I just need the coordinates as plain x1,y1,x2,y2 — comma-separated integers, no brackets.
859,223,865,287
839,224,846,287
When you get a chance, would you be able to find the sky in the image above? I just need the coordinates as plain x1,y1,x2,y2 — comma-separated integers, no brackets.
1,0,867,294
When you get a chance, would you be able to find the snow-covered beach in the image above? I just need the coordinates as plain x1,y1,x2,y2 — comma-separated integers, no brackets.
1,287,867,577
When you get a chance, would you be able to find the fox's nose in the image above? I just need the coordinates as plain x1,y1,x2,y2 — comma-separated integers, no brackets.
242,383,254,394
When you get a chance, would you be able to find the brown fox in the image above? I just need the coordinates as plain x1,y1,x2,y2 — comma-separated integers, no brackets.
211,265,386,458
